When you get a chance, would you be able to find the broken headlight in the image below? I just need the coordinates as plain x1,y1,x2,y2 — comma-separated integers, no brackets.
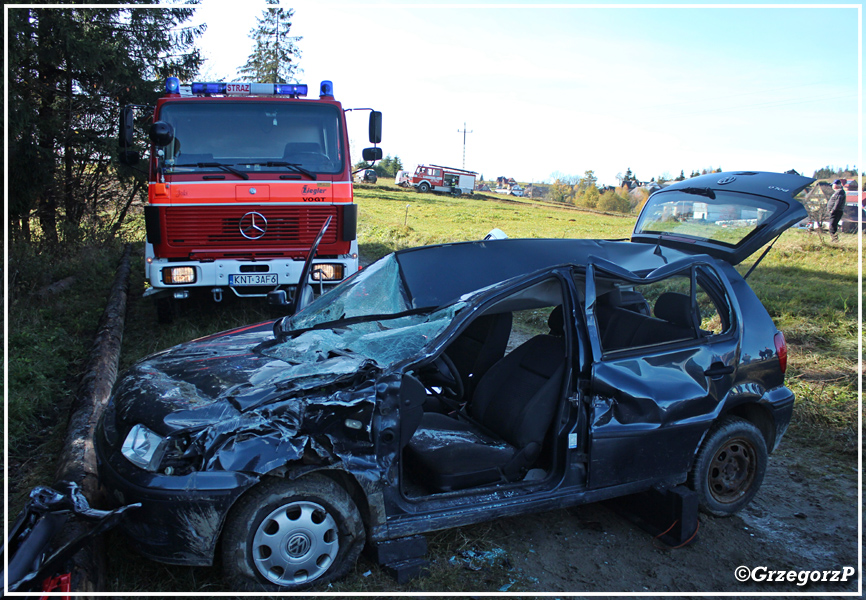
121,424,168,471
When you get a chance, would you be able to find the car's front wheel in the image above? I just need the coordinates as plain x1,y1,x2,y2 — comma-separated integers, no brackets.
688,416,768,517
222,474,365,591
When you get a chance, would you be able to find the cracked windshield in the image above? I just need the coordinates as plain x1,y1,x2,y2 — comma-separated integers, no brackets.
269,255,464,366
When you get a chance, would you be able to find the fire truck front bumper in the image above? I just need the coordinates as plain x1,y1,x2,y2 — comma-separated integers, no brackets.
145,254,360,300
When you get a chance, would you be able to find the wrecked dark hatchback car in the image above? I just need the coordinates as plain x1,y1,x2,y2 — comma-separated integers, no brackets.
96,171,811,590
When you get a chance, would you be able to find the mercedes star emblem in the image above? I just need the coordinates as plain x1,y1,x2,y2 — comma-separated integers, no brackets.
239,211,268,240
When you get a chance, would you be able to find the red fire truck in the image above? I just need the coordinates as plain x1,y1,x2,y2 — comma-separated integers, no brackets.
409,164,477,195
119,78,381,321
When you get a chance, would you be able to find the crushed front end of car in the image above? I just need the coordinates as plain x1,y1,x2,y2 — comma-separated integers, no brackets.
96,257,465,567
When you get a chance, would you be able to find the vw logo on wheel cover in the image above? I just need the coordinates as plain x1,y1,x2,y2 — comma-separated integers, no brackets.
239,211,268,239
286,533,312,558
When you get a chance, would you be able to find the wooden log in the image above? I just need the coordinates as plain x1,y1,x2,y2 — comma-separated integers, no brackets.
52,243,132,595
39,275,76,297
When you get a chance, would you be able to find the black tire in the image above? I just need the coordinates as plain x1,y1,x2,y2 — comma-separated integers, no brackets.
222,474,365,591
418,181,430,193
688,416,768,517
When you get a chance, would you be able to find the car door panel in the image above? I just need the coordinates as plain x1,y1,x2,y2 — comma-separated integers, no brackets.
587,339,738,489
583,260,741,490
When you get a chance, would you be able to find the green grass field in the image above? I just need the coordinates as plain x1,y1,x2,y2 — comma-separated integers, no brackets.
354,183,635,260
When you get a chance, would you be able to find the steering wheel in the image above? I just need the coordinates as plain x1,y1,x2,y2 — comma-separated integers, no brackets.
432,353,464,403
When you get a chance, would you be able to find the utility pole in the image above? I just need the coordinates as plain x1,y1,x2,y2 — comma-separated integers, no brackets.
457,122,473,169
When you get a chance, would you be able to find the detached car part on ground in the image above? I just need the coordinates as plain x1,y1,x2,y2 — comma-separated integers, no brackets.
2,482,139,594
96,171,811,591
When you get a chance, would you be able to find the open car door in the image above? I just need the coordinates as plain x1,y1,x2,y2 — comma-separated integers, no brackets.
631,171,813,265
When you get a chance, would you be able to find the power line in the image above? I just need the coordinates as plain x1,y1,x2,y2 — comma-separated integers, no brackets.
457,122,473,169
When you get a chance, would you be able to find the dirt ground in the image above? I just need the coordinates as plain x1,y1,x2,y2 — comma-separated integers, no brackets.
452,434,860,594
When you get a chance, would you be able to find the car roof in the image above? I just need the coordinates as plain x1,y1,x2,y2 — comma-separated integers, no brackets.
394,238,693,308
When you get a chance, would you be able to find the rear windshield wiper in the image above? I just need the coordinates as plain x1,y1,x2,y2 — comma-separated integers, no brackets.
679,186,716,199
196,162,249,180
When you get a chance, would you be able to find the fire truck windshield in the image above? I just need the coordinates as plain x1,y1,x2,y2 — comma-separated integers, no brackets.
158,101,343,175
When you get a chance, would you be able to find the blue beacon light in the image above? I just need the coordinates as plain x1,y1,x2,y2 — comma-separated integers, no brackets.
274,84,308,96
165,77,180,94
320,80,334,97
191,82,227,95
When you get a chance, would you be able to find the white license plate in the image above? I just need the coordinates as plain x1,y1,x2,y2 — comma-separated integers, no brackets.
229,273,278,286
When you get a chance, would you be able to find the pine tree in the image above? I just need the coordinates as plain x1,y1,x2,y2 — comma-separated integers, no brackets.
238,1,302,83
8,6,204,243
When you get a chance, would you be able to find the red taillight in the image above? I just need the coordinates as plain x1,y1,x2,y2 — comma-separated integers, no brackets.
774,331,788,375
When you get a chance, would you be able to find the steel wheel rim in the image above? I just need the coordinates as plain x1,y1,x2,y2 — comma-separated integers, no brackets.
252,500,339,586
707,436,757,504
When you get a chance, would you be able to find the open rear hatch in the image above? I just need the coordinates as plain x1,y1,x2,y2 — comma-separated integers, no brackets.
631,171,813,265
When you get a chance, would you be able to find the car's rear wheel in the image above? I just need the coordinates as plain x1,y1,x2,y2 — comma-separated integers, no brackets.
688,416,768,517
222,475,365,591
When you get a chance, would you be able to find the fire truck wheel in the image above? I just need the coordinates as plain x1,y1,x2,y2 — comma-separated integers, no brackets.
418,182,430,193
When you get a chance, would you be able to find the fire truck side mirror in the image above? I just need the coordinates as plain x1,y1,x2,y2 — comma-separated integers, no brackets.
368,111,382,144
149,121,175,147
120,107,135,148
362,147,383,162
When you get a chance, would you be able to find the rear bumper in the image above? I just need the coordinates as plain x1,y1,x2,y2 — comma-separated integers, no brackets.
764,385,795,452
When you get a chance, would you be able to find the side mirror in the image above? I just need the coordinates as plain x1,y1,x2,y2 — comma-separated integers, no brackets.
362,147,383,162
119,107,135,148
268,290,289,306
119,150,141,165
149,121,174,147
368,111,382,144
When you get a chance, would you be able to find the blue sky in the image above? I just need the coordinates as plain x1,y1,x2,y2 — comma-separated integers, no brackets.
191,1,861,186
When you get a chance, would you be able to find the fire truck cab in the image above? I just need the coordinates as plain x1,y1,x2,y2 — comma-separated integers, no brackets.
120,78,381,321
411,164,476,195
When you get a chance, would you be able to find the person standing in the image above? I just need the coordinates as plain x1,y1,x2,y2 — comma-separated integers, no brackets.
826,179,847,241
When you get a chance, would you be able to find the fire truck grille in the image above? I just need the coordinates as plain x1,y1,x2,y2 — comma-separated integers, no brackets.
163,206,339,247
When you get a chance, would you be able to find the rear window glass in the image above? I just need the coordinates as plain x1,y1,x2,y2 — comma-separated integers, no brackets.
634,190,781,247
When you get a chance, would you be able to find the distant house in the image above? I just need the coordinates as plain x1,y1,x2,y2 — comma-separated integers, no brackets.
527,184,548,199
476,183,491,192
803,182,834,204
495,176,519,190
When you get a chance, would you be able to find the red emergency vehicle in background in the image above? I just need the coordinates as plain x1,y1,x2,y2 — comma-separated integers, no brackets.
404,164,477,195
119,77,381,321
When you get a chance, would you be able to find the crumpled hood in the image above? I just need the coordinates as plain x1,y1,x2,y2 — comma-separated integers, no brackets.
112,321,376,436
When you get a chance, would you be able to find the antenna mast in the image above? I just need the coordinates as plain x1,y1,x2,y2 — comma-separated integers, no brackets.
457,122,473,169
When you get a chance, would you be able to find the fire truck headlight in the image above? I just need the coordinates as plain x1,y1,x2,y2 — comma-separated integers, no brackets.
311,264,344,282
162,266,196,285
